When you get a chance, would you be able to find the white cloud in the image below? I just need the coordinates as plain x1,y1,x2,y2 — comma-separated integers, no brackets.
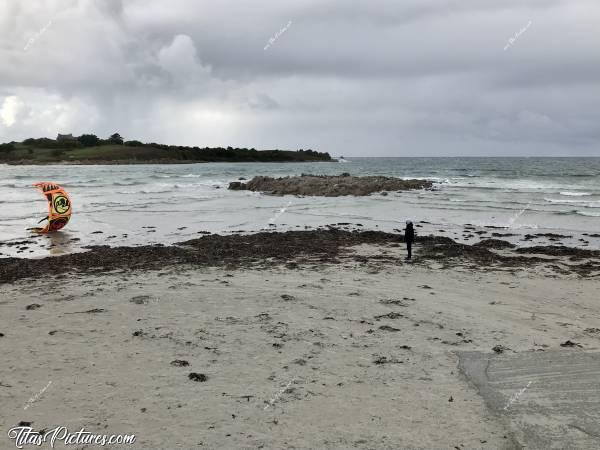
0,96,26,127
156,34,212,88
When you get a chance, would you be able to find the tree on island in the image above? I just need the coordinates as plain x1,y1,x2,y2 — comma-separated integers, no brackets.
77,134,100,147
108,133,124,145
0,143,15,153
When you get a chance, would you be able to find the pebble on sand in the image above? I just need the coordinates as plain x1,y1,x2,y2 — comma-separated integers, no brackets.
171,360,190,367
189,373,208,382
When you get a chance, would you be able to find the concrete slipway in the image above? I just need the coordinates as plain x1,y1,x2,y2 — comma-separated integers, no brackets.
458,350,600,450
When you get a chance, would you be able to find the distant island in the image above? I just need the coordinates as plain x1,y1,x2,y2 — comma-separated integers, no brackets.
0,133,332,164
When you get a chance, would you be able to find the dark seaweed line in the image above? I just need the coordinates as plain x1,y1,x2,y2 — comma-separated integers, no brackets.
1,229,599,284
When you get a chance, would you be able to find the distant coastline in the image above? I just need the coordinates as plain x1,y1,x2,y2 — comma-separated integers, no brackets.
4,158,334,166
0,133,332,164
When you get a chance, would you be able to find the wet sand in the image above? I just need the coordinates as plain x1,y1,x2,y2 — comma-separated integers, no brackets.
1,234,600,449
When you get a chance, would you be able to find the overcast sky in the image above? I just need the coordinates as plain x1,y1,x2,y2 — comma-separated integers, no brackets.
1,0,599,156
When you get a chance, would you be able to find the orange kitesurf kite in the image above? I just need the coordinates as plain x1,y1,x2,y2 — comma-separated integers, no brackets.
30,182,72,233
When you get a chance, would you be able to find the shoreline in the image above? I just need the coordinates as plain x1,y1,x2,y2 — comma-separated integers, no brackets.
2,229,599,284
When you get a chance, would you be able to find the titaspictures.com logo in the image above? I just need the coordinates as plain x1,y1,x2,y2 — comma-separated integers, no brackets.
7,426,136,448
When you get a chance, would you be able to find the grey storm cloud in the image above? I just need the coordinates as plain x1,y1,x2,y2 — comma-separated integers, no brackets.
0,0,598,155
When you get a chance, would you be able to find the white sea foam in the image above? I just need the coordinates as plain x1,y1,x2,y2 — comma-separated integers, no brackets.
576,210,600,217
400,176,448,183
545,198,600,207
560,191,592,197
506,223,539,230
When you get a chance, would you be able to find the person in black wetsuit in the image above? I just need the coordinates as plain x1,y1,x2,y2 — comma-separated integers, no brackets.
404,220,415,261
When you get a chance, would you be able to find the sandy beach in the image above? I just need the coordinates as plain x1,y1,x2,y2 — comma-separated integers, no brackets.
1,232,599,449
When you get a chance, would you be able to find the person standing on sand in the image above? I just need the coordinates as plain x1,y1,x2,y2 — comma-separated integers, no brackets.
404,220,415,261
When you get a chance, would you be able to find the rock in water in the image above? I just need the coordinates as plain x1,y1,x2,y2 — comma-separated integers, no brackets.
228,181,246,190
228,174,433,196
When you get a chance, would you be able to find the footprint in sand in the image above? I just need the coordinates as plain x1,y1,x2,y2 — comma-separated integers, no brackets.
130,295,152,305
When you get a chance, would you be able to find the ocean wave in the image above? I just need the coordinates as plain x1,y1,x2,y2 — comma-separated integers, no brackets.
62,179,101,185
576,210,600,217
0,214,42,221
446,178,592,192
0,200,41,206
117,189,173,194
559,191,592,196
114,181,212,194
170,182,213,189
545,198,600,207
397,176,449,184
62,183,105,188
113,181,146,186
87,201,154,208
506,223,539,230
399,199,548,213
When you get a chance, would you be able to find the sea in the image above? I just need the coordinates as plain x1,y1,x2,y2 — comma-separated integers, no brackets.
1,157,599,258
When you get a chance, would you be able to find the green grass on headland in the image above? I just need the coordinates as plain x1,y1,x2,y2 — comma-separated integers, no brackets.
0,135,332,164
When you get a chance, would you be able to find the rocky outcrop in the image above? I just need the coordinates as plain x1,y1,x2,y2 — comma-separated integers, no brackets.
228,174,433,196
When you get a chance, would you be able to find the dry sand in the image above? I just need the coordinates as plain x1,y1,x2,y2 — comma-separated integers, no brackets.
1,243,599,449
